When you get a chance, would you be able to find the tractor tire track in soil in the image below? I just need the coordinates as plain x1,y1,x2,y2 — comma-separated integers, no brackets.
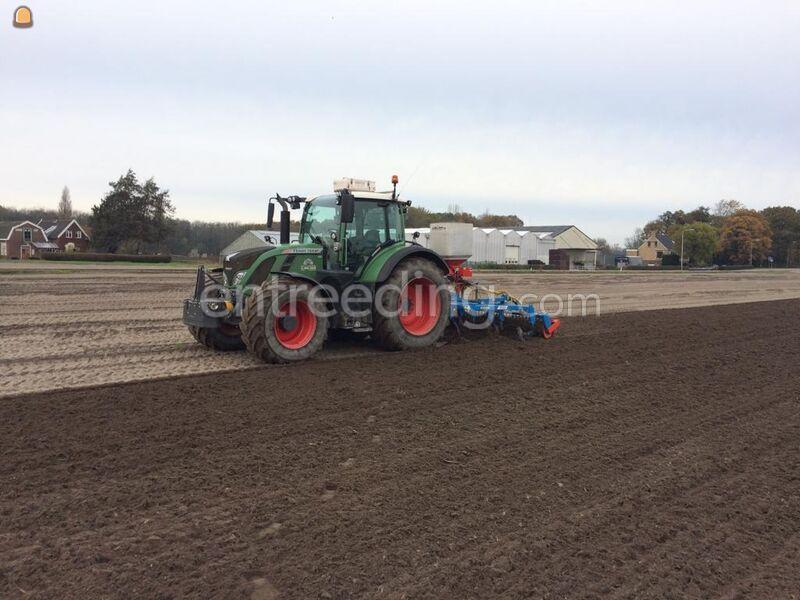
1,299,800,599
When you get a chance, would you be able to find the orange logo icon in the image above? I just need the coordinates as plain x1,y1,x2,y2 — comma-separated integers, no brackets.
14,6,33,28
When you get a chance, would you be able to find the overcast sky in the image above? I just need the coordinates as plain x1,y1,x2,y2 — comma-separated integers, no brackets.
1,0,798,243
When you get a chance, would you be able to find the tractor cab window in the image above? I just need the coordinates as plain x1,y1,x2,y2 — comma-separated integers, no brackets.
345,201,401,270
300,196,340,246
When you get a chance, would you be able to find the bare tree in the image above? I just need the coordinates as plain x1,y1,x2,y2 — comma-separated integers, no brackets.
713,199,745,217
58,186,73,219
624,228,645,249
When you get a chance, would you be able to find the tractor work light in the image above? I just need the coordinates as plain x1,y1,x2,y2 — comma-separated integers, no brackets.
333,178,376,193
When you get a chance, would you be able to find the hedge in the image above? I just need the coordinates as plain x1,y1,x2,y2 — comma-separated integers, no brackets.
42,252,172,263
470,262,556,271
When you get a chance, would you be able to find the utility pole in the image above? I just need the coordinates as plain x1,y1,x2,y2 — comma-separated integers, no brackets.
749,238,760,267
681,228,695,271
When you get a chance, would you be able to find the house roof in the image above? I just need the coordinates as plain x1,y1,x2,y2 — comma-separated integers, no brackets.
656,233,675,252
39,219,90,240
40,220,71,239
32,241,60,250
0,220,47,240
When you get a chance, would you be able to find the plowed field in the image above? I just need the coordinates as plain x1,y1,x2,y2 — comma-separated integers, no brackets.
1,300,799,598
2,265,799,397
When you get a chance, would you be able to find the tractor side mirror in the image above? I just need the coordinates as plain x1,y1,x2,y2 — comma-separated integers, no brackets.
340,190,355,224
267,201,275,228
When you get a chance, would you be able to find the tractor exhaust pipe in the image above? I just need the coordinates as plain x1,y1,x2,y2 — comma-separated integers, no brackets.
269,195,292,245
280,209,290,245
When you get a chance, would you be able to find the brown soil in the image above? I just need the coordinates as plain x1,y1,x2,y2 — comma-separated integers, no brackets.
2,300,800,599
3,266,800,397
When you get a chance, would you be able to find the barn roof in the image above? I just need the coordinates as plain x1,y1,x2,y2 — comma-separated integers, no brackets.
516,225,574,237
0,220,46,240
0,221,19,240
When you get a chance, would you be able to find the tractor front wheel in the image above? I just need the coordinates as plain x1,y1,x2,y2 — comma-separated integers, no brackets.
188,323,246,352
240,276,328,363
373,258,450,351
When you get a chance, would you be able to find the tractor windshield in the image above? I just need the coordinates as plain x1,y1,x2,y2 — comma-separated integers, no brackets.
299,195,340,244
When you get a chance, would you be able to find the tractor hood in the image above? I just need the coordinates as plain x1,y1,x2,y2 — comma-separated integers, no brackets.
224,246,274,275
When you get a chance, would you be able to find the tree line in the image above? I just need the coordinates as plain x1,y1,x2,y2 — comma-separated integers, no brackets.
405,205,523,229
2,172,527,256
6,173,796,265
625,199,800,266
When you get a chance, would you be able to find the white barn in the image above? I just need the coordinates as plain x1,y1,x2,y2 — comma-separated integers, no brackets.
518,226,598,269
470,228,491,263
520,231,554,264
405,228,431,248
404,224,592,266
220,230,299,259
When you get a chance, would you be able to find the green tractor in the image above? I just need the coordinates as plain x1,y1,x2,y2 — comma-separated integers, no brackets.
183,177,452,363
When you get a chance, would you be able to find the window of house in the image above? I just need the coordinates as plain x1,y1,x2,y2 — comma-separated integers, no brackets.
657,251,663,258
76,231,82,239
66,230,73,239
23,228,32,242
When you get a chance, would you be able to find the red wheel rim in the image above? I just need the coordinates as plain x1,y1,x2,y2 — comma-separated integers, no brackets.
399,277,441,336
274,301,317,349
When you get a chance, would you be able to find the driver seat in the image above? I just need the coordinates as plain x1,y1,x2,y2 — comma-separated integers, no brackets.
364,229,381,248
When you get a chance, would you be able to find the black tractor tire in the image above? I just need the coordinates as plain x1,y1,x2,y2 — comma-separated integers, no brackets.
188,324,246,352
240,275,329,363
327,328,371,343
373,258,450,351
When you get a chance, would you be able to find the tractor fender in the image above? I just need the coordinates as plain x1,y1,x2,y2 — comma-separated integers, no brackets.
374,246,449,283
271,272,332,297
271,272,337,312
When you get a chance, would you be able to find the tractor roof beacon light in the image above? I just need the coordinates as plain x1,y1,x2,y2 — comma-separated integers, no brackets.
13,5,33,28
392,175,399,200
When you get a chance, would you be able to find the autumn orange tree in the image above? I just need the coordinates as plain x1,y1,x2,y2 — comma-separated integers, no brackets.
717,210,773,265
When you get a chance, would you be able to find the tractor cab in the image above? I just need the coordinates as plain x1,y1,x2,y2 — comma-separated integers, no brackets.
299,188,407,273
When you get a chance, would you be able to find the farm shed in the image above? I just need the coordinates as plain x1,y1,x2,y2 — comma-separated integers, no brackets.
498,230,523,264
520,231,556,264
481,229,507,264
397,225,595,267
404,228,431,248
220,230,299,260
470,228,491,263
520,226,598,270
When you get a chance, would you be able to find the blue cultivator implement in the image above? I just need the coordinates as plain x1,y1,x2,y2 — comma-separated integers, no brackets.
446,262,561,340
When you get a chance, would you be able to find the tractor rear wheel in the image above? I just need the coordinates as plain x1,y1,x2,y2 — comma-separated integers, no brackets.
188,323,246,352
240,275,328,363
373,258,450,351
